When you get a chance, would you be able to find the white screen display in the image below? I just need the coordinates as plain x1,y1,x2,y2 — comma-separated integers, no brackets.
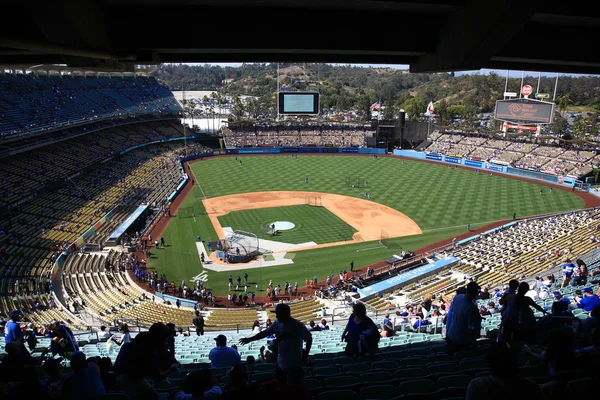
283,94,315,113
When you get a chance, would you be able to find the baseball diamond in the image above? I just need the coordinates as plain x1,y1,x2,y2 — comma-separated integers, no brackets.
149,154,585,295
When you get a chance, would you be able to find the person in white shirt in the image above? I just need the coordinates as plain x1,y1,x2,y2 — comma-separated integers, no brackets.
251,320,261,334
239,303,312,383
98,325,111,341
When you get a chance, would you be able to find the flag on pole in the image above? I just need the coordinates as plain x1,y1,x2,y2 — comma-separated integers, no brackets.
425,101,435,116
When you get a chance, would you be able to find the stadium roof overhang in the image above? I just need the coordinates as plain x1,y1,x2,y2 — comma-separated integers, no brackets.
1,0,600,74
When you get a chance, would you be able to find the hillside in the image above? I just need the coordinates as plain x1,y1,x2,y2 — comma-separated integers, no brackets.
154,64,600,122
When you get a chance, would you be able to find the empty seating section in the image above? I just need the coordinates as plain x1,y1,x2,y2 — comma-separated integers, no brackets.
0,120,186,207
204,309,258,331
425,131,599,178
0,73,181,139
265,298,321,324
223,126,374,148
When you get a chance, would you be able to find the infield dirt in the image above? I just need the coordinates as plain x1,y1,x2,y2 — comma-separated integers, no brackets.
202,191,422,252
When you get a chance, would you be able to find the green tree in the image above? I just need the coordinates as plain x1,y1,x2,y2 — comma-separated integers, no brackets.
230,95,245,120
550,113,568,136
557,94,573,115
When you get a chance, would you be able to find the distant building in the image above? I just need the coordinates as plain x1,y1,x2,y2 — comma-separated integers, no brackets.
222,78,235,84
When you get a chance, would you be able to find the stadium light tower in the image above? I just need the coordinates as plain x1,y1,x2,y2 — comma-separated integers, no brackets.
182,78,187,154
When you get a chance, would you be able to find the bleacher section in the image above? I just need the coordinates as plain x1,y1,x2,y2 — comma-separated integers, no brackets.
397,209,600,306
223,126,374,148
0,122,210,323
424,131,600,178
0,120,186,208
0,73,181,139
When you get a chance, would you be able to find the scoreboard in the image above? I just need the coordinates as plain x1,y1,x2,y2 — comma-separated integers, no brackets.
494,98,554,125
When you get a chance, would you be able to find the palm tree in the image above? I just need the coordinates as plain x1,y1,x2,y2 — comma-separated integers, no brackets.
557,94,572,115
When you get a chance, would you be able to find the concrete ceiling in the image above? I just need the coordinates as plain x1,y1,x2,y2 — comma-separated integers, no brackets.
1,0,599,74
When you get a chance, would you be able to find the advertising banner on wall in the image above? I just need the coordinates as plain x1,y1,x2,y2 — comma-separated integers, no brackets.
426,153,443,161
444,156,461,164
464,160,483,168
486,164,504,172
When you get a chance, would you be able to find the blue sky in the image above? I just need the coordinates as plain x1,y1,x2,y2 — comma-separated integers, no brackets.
204,63,597,77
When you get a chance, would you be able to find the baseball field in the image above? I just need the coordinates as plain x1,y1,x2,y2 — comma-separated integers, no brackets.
150,155,585,295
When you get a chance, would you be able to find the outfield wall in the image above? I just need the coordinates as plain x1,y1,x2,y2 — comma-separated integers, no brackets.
226,147,386,155
392,150,578,189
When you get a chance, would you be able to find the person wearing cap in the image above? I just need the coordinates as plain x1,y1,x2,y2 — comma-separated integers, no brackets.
575,288,600,312
209,335,241,368
445,282,482,353
4,310,24,345
239,303,312,383
553,291,569,304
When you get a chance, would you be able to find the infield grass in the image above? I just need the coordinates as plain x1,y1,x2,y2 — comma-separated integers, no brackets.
150,155,585,295
217,205,357,244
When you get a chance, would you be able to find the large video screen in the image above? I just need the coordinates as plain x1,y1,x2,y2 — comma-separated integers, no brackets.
278,92,319,115
495,98,554,125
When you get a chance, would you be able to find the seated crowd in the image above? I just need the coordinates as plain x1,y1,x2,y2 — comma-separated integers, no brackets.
425,131,600,178
222,125,374,148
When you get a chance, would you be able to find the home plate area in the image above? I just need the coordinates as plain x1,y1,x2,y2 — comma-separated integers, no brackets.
197,227,316,272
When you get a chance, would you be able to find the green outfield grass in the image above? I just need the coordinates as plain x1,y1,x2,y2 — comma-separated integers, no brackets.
150,155,585,295
217,205,357,244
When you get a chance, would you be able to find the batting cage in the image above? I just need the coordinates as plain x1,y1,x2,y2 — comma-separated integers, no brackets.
305,195,323,207
345,177,369,188
216,230,261,263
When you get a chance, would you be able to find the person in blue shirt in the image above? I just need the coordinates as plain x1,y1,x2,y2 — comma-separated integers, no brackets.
562,259,575,287
576,288,600,312
4,310,24,345
553,291,570,305
209,335,241,368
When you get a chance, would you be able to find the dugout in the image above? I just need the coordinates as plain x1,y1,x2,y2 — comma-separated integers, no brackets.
106,204,153,246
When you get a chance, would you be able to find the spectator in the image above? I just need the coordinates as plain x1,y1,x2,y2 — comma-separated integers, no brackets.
445,282,482,353
466,343,543,399
60,351,106,399
581,305,600,340
575,287,600,312
47,320,79,358
504,282,547,343
209,334,241,369
113,322,179,400
221,364,260,400
572,259,588,286
4,310,24,346
522,328,577,376
308,321,321,332
279,366,311,400
115,323,131,346
239,303,313,384
251,320,261,334
98,325,111,341
176,369,221,400
562,259,575,287
535,301,574,345
0,341,37,384
341,302,380,357
192,310,205,336
319,319,330,330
